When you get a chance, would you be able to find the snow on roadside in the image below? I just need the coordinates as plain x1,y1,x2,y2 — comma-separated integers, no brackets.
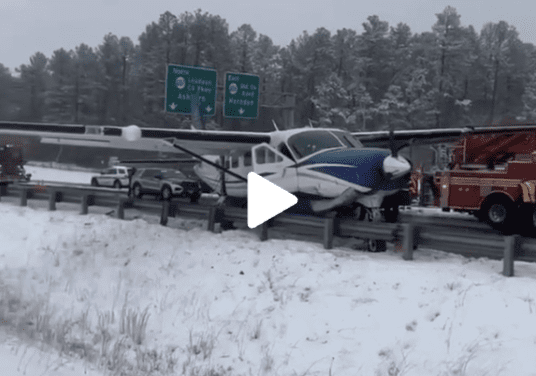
24,165,96,185
1,202,536,375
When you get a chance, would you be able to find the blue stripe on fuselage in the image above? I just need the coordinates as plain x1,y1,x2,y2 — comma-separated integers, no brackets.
297,148,403,190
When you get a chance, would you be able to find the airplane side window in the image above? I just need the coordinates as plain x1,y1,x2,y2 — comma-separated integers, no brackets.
255,148,266,164
244,152,252,166
266,149,275,163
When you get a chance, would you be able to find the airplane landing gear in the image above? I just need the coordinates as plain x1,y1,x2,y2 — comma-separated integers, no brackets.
364,207,386,252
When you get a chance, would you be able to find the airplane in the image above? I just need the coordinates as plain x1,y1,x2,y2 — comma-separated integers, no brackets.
1,120,536,239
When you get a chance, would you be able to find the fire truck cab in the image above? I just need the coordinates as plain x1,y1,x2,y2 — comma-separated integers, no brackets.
414,131,536,233
432,153,536,232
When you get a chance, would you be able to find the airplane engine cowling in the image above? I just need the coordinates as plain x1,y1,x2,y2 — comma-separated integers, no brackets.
123,125,142,142
383,155,411,178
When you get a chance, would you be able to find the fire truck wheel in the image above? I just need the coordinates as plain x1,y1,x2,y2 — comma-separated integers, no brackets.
518,204,536,235
483,197,514,230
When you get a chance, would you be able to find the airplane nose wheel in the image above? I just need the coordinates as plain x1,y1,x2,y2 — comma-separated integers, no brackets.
364,208,386,252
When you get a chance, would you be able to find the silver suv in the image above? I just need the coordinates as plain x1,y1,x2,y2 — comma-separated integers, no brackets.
91,166,133,188
131,168,202,201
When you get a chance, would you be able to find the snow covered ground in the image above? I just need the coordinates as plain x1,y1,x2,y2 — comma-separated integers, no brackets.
1,194,536,375
25,164,97,185
1,165,535,375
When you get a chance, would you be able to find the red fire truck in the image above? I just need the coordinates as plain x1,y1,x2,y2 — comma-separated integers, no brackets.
0,144,31,186
412,130,536,233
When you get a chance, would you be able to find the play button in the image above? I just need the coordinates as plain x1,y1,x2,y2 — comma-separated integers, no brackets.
247,172,298,228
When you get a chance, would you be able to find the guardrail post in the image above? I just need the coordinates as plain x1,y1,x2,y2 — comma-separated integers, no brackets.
503,235,518,277
48,190,57,211
259,221,269,241
20,187,28,207
402,223,415,261
323,212,336,249
117,198,126,220
169,202,178,218
80,193,88,215
208,207,223,233
160,201,170,226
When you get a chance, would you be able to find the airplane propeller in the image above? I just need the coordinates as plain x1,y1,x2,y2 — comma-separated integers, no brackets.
383,124,411,179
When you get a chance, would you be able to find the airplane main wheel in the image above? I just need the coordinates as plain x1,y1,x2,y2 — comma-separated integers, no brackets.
367,238,387,253
365,208,386,252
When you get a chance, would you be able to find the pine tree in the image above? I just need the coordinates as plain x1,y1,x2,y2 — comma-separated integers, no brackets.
45,48,75,122
16,52,49,121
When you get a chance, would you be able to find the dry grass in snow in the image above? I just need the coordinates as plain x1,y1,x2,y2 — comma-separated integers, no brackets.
0,202,536,375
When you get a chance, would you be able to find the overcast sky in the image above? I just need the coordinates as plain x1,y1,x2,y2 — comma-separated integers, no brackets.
1,0,536,74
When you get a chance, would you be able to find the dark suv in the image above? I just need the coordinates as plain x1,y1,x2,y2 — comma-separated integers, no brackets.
131,168,202,202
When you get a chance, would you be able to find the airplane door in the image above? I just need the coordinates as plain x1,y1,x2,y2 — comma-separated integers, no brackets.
252,144,298,193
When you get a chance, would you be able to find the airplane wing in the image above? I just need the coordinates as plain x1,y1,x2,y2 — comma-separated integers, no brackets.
354,124,536,149
0,121,271,156
3,120,536,157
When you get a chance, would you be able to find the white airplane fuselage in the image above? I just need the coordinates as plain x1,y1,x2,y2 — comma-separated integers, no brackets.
193,128,412,212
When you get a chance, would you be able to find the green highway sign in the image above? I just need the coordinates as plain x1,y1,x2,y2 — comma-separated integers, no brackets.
224,72,260,119
165,65,217,116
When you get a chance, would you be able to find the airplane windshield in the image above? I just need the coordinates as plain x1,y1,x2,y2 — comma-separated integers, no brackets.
330,131,363,148
288,130,347,159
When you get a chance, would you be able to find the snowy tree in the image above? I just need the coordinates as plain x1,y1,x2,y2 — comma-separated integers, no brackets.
73,44,101,123
521,72,536,121
479,21,520,122
0,64,19,120
311,73,351,127
16,52,49,121
45,48,75,122
231,24,257,73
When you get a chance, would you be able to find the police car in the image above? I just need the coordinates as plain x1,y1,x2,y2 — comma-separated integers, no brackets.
90,166,133,188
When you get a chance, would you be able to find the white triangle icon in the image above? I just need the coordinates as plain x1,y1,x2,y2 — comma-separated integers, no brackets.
247,172,298,229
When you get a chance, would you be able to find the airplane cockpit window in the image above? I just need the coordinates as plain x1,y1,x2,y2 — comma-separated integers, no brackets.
331,131,363,148
278,143,294,160
288,130,344,159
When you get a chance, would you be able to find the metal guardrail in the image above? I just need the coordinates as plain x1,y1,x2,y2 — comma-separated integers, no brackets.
2,181,536,277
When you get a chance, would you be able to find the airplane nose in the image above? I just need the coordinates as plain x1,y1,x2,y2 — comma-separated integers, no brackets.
383,155,411,178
